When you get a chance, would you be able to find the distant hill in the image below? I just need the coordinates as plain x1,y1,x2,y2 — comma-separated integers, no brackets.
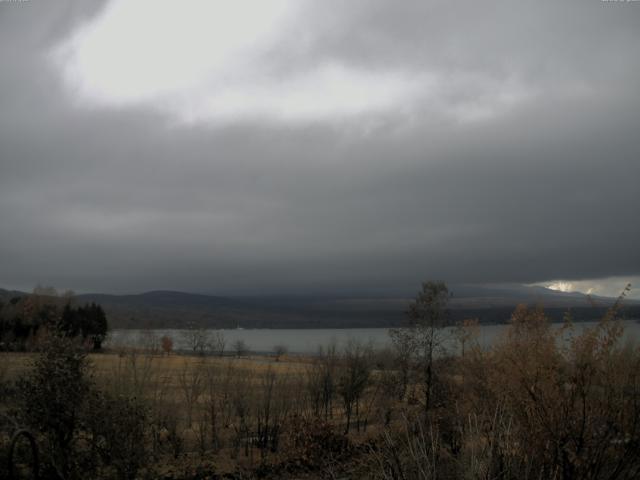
76,284,640,328
2,284,638,329
0,288,27,301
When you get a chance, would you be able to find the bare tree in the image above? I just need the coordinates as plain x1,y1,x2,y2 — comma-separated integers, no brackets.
230,373,253,458
110,346,157,398
178,359,204,428
390,281,450,414
307,343,338,420
273,344,288,361
371,349,401,426
138,330,160,354
338,339,373,433
211,330,226,356
233,339,248,357
256,367,276,456
181,323,211,355
453,318,480,358
204,360,236,452
387,328,415,401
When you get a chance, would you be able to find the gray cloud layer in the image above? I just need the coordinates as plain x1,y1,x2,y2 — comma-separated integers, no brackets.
1,0,639,295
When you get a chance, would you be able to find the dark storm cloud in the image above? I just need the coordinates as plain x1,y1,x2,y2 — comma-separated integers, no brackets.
0,0,639,295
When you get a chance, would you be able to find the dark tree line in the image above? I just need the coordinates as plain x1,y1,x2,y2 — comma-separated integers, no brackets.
0,294,108,351
60,303,108,349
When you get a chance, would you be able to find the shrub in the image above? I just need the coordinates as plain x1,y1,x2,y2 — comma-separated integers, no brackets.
85,392,148,480
480,304,640,479
161,335,173,355
16,331,93,479
16,327,150,480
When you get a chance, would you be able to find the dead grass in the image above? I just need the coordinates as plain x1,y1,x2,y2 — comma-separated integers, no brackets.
0,352,35,383
0,351,308,379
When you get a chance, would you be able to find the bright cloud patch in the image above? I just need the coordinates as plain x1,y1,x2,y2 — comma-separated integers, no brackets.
546,281,576,293
52,0,532,125
538,277,640,300
176,63,430,123
52,0,423,124
55,0,295,103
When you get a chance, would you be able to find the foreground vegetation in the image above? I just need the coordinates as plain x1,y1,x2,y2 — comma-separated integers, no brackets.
1,283,639,479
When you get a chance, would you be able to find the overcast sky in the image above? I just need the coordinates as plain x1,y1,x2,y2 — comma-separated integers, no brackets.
0,0,639,297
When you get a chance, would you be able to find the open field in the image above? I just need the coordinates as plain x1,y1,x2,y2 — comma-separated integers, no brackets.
0,350,311,382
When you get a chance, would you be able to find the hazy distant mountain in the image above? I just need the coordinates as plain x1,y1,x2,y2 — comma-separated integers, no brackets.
77,284,637,329
447,283,619,308
2,285,637,329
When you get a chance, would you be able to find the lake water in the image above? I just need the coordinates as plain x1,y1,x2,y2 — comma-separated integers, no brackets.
107,320,640,355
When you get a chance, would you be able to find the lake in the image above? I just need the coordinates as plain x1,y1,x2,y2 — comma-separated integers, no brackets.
107,319,640,355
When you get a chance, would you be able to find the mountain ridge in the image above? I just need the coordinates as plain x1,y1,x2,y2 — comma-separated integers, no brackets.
2,284,638,329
